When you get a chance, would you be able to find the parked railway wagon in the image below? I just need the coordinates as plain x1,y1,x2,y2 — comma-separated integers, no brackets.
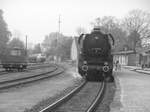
78,27,115,82
0,47,27,71
28,53,46,63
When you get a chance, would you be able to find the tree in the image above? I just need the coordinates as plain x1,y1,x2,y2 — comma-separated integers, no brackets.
123,9,150,50
91,16,128,51
32,43,42,54
55,36,73,59
91,17,101,27
8,38,25,49
42,32,73,60
0,10,11,54
42,32,63,51
127,30,141,51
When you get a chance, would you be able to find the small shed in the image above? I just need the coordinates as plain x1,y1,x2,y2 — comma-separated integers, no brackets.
113,50,138,66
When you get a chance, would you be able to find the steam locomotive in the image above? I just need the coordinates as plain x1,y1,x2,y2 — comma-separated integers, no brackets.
78,27,115,82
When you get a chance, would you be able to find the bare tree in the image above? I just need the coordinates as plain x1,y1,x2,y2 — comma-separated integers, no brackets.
42,32,63,50
127,30,141,51
0,10,11,55
8,38,25,49
32,43,42,54
91,17,101,27
42,32,73,59
76,27,87,36
91,16,128,51
124,9,150,39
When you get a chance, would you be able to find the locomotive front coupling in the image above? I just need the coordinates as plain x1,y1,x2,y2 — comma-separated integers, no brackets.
81,61,112,73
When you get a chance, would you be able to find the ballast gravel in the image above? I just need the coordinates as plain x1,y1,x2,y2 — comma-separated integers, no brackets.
0,64,82,112
95,82,116,112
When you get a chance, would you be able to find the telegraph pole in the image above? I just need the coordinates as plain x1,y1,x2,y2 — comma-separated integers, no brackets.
56,15,61,45
25,35,27,56
58,15,61,61
58,14,61,34
55,15,61,62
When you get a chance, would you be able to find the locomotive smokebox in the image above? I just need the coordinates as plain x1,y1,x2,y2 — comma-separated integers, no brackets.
102,65,110,72
82,64,88,71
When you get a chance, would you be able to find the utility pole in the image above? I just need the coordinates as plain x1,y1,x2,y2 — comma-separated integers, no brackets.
58,14,61,34
56,15,61,46
56,14,61,62
56,15,61,62
26,35,27,56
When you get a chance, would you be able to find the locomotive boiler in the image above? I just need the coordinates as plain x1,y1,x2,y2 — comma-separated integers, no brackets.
78,27,115,81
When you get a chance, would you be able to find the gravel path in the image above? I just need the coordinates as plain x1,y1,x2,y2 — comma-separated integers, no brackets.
0,66,82,112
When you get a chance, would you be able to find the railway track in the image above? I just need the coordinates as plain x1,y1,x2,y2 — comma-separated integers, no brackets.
39,81,106,112
0,63,55,76
0,64,57,82
0,64,64,90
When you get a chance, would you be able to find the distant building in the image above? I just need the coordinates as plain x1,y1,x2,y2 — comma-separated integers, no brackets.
136,47,150,67
71,37,78,61
113,45,150,67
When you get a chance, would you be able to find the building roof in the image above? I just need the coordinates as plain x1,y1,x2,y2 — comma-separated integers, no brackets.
113,46,150,56
112,50,134,55
136,46,150,54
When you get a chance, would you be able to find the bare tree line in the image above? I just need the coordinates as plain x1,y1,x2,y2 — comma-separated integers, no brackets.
0,9,150,60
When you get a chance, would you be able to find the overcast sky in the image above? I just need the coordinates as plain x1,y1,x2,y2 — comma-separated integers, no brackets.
0,0,150,44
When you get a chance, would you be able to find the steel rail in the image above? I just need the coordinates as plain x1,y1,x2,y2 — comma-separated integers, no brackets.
0,64,57,82
27,63,56,70
39,80,86,112
86,81,106,112
0,67,57,84
0,66,64,90
0,63,56,76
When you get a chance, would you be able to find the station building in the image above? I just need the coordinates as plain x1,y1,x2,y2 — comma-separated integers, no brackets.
113,47,150,66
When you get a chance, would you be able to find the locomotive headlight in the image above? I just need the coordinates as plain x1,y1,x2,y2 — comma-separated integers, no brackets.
83,61,87,65
82,61,88,72
104,62,108,65
20,65,23,68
